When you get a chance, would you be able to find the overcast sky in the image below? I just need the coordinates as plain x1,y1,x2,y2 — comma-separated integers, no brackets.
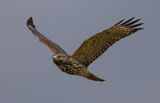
0,0,159,103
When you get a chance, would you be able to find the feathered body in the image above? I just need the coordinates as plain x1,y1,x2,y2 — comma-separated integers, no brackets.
52,55,104,81
26,17,143,82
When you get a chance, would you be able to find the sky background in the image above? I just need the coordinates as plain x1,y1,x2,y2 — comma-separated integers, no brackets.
0,0,159,103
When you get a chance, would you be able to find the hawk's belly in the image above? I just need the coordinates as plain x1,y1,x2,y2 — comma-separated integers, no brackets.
52,56,87,76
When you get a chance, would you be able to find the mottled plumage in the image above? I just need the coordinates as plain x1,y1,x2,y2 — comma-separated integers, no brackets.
26,17,143,82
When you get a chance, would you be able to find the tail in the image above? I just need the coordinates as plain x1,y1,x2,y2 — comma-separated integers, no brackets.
84,71,105,82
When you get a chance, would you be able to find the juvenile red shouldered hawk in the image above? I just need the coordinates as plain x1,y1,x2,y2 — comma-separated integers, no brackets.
26,17,143,82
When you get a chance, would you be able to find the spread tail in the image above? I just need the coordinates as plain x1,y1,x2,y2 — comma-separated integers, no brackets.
84,71,105,82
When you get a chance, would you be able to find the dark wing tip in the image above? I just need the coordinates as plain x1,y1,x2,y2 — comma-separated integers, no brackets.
122,17,135,25
132,28,144,33
115,17,143,33
26,17,36,28
114,19,125,25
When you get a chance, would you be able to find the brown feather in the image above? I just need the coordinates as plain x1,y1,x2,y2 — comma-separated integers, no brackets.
26,17,68,55
72,18,143,66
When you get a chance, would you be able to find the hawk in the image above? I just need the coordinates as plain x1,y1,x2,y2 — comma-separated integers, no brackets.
26,17,143,82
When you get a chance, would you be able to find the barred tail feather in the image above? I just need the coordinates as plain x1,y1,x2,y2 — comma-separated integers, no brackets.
84,72,105,82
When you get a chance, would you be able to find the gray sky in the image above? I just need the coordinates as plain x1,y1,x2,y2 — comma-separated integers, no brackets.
0,0,159,103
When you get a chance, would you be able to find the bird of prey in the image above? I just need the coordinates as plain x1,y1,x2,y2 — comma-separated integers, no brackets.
26,17,143,82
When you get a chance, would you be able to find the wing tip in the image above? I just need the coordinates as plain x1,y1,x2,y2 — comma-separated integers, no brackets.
115,17,143,32
26,17,36,29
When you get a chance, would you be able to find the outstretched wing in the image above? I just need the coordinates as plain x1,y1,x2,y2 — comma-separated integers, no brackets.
26,17,68,56
72,17,143,66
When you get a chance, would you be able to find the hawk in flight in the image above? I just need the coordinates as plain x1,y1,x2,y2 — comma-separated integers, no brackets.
26,17,143,82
